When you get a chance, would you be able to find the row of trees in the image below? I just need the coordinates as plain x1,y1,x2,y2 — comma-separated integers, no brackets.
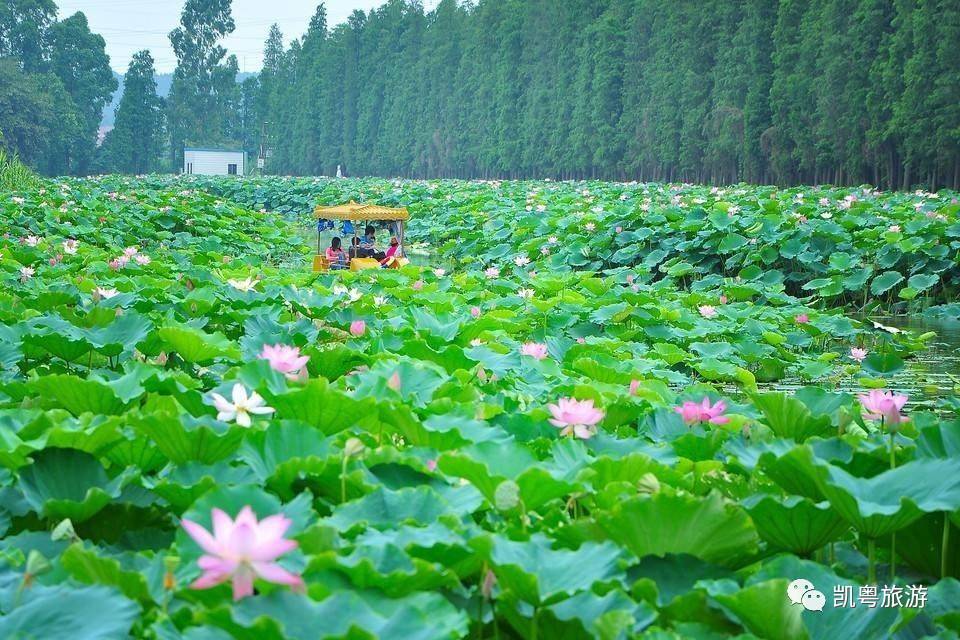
0,0,116,175
3,0,958,188
258,0,959,189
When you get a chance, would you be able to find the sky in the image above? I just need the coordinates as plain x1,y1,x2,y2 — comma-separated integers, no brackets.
57,0,441,74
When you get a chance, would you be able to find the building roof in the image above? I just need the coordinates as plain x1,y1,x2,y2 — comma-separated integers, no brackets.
314,200,410,221
184,147,246,154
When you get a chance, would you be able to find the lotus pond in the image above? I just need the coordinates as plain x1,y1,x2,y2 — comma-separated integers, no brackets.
0,176,958,639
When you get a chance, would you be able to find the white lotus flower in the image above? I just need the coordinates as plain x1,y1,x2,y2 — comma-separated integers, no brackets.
62,239,78,254
95,287,120,299
210,384,275,428
20,266,35,280
12,197,25,205
514,256,530,267
227,277,259,292
374,295,387,307
517,288,534,300
433,268,446,277
135,254,151,265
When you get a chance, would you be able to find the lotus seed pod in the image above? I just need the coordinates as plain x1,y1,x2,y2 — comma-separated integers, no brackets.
637,473,660,495
494,480,521,511
344,437,366,458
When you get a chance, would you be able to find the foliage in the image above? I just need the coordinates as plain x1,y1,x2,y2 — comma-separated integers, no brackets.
255,0,960,189
0,175,958,638
97,50,165,175
188,174,960,308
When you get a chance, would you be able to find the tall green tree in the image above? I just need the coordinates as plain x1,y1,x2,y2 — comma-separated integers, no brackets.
167,0,237,170
97,50,163,174
0,0,56,71
48,12,117,174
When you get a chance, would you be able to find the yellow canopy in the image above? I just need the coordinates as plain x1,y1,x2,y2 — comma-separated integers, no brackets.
314,200,410,221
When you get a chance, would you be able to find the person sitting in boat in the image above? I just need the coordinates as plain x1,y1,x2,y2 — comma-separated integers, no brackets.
360,225,386,260
380,236,401,266
325,236,348,269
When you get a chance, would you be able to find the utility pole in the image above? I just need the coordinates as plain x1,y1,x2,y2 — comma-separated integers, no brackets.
258,121,272,175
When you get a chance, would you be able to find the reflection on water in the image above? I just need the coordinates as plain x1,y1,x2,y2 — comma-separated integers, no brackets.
764,315,960,408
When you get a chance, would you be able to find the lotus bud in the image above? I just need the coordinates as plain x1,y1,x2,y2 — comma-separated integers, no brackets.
481,568,497,599
163,555,179,590
387,372,401,391
343,437,366,458
918,332,937,342
837,406,853,433
156,352,168,365
494,480,521,511
25,550,51,578
51,518,78,542
637,473,660,495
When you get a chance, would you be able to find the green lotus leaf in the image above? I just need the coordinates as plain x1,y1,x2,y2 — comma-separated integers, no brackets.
237,421,333,498
598,492,759,568
217,590,468,640
741,494,849,555
267,378,367,435
326,486,476,532
750,391,834,442
477,533,624,606
0,584,140,640
145,461,258,510
28,374,132,416
869,271,904,296
60,542,155,603
132,412,245,464
157,324,241,364
17,448,130,522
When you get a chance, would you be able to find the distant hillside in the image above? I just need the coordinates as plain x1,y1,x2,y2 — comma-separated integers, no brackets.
100,71,254,127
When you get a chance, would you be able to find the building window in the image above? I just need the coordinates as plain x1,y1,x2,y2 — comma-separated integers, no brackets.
186,162,193,175
228,163,238,175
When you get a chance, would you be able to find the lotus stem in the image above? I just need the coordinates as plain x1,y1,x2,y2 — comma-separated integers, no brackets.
943,514,951,580
530,608,539,640
867,537,876,585
889,430,896,581
340,456,348,504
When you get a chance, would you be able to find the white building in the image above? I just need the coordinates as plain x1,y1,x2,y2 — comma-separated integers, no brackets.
183,147,245,176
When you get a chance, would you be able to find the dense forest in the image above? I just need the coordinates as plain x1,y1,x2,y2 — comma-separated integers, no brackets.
260,0,960,189
2,0,959,189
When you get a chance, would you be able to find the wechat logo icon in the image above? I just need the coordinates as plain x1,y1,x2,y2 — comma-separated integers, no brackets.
788,578,826,612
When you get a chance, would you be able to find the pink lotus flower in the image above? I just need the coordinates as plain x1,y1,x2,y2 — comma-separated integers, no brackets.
470,306,481,318
349,320,366,337
858,389,908,425
19,266,35,281
626,274,634,284
23,235,40,247
616,226,623,233
520,342,548,360
412,279,424,290
123,246,138,257
719,295,728,304
888,225,901,233
108,259,122,270
576,337,586,344
426,459,437,471
850,347,868,363
674,398,730,425
541,246,550,255
547,397,604,439
388,372,401,391
629,379,640,396
698,305,717,319
795,313,810,324
135,254,151,265
485,267,500,279
259,344,309,380
181,506,303,601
